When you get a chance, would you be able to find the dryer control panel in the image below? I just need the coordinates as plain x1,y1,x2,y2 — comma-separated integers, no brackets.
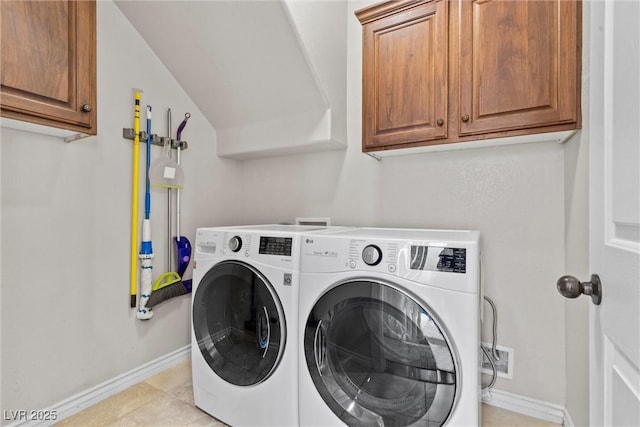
301,229,480,294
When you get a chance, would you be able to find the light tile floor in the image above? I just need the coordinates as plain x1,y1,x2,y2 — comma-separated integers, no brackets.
55,359,560,427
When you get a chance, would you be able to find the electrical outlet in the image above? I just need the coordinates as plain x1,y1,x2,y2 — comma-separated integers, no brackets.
481,343,514,380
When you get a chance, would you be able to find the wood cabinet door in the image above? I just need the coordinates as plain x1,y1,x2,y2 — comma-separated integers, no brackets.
458,0,579,136
1,0,97,135
359,0,448,150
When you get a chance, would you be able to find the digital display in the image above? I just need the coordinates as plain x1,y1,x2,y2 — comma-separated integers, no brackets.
259,236,293,256
410,246,466,273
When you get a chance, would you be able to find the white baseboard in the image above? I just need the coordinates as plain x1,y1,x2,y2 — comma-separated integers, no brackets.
482,388,571,426
562,408,575,427
7,345,191,427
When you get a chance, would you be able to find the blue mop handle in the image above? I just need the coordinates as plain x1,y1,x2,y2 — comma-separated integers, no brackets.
139,106,153,279
145,106,152,220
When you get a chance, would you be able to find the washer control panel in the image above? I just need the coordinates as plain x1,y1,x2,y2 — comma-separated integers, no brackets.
196,228,299,267
259,236,293,256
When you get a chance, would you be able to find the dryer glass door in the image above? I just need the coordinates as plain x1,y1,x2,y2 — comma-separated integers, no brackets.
304,280,457,427
193,260,285,386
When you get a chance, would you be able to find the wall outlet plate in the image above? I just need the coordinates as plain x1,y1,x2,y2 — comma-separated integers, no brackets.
481,342,514,380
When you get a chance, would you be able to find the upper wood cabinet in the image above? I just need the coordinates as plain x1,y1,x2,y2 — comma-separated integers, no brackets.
356,0,582,154
357,0,448,149
1,0,97,136
458,0,579,135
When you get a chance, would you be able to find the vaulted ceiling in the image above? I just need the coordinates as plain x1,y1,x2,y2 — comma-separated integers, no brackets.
116,0,348,159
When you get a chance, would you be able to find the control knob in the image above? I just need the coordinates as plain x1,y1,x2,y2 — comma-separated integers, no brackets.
362,245,382,266
228,236,243,252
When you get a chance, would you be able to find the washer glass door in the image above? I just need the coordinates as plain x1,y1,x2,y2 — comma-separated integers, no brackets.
193,260,285,386
304,280,457,427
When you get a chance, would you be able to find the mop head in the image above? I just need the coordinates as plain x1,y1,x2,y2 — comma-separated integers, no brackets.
136,250,154,320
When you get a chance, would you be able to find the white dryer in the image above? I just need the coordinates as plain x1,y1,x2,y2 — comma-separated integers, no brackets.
298,228,481,426
191,225,323,426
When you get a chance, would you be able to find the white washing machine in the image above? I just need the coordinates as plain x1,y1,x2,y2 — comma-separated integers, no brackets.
298,228,481,426
191,224,325,426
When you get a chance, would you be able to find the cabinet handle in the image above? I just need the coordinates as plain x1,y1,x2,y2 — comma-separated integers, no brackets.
82,104,92,113
461,114,469,122
436,118,444,126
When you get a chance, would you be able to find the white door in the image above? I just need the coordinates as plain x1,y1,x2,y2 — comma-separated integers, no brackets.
589,0,640,425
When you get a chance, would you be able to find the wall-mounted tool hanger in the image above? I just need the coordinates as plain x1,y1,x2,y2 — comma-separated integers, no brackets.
122,128,188,151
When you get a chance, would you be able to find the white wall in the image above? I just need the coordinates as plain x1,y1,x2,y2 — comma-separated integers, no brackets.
237,0,572,406
0,1,240,416
562,3,593,425
564,130,590,426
